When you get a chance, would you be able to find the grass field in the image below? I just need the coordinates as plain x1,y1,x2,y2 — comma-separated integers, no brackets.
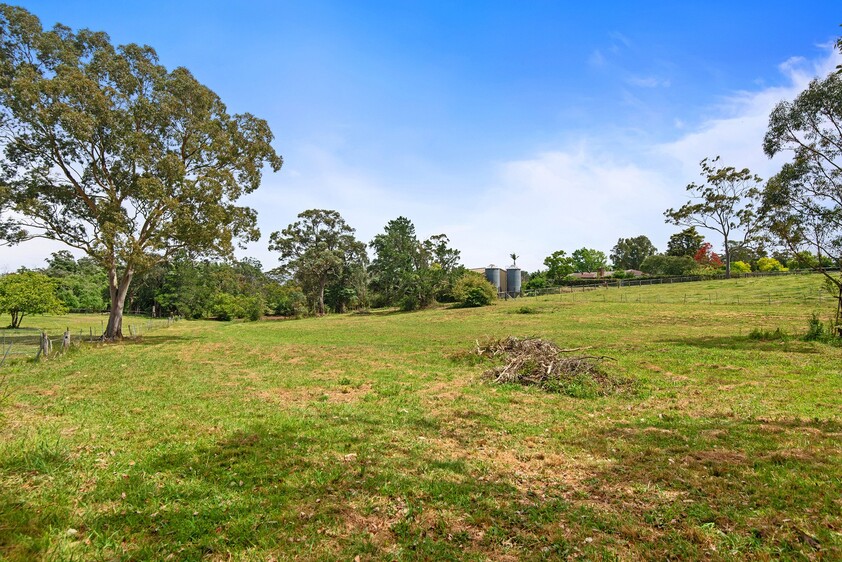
1,274,840,560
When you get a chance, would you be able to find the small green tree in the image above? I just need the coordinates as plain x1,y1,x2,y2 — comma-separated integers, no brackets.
0,271,66,328
268,210,366,315
369,217,461,310
543,251,574,283
571,247,608,273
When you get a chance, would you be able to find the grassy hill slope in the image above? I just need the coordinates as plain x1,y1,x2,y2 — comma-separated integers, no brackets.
1,273,840,560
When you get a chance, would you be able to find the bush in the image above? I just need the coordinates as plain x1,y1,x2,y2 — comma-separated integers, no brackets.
731,261,752,273
756,257,788,272
453,272,496,307
804,314,828,341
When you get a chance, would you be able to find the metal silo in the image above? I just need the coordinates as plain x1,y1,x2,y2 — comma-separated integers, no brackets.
506,265,521,297
484,265,501,292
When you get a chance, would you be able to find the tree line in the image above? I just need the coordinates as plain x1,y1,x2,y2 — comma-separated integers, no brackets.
0,4,841,335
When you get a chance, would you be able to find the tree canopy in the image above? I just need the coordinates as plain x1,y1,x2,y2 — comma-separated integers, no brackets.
369,217,462,310
763,57,842,328
268,209,365,315
0,5,282,338
543,250,574,283
610,236,657,270
571,247,608,273
666,227,704,257
665,157,762,278
0,270,66,328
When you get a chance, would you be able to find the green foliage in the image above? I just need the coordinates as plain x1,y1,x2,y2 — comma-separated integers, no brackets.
523,271,549,290
787,251,819,270
762,63,842,330
269,210,366,315
611,236,657,270
0,5,282,338
756,257,788,272
369,217,461,310
42,251,108,311
571,247,608,273
0,271,66,328
731,261,752,274
748,327,788,341
665,157,762,278
453,271,495,307
666,227,704,257
804,314,828,342
208,292,263,322
640,255,696,276
265,283,307,317
543,251,574,283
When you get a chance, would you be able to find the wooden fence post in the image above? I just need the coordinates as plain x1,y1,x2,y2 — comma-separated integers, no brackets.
37,331,50,360
62,329,71,351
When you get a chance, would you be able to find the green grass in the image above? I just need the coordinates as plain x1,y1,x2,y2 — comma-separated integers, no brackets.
1,274,840,560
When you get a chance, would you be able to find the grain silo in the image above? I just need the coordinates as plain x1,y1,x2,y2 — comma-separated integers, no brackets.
484,265,501,292
506,265,521,297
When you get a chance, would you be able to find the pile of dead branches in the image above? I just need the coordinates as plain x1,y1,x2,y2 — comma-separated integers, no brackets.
474,336,622,395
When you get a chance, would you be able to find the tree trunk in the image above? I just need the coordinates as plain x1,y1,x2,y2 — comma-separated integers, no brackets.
104,266,134,340
317,279,326,316
723,237,731,279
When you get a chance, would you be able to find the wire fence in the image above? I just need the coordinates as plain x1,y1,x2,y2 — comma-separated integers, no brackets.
0,315,181,367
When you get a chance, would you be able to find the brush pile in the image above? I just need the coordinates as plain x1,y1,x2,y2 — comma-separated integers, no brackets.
474,336,622,396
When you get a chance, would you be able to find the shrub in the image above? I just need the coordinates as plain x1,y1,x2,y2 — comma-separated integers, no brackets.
453,271,496,308
756,257,788,272
731,261,752,273
804,314,827,341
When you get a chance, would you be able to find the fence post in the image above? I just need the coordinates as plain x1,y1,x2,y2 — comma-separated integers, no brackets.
38,331,50,360
62,329,70,351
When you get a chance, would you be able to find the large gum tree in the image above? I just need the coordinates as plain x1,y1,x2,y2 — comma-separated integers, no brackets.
763,52,842,331
0,5,282,338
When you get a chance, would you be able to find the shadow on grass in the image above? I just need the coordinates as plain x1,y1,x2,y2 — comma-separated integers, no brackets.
571,415,841,558
116,334,199,346
75,420,568,560
658,335,821,354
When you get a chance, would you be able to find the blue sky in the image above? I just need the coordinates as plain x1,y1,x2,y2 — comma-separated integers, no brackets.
3,1,842,272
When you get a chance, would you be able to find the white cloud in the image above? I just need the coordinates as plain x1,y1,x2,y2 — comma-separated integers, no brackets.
657,44,842,181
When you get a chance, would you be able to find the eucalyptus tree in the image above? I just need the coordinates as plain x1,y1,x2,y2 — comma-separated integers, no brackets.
0,5,282,338
665,157,762,278
268,209,366,315
369,217,461,310
763,56,842,329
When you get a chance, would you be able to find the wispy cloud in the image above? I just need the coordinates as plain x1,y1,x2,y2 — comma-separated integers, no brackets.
588,49,606,67
627,75,671,88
